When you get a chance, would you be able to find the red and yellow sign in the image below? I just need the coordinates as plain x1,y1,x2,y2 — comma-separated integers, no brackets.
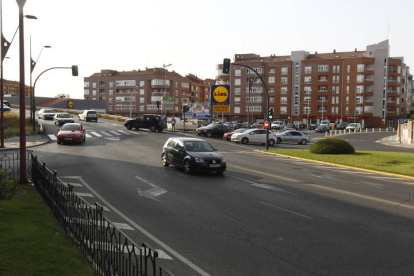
213,105,230,113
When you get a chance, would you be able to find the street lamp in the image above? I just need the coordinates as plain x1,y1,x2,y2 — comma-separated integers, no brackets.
0,0,37,149
129,86,138,118
163,63,172,115
321,98,325,122
30,39,51,132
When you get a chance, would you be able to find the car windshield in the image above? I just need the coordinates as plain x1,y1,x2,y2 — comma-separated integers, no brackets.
58,114,72,118
184,141,215,152
61,125,81,131
88,111,96,115
44,110,54,113
234,128,246,133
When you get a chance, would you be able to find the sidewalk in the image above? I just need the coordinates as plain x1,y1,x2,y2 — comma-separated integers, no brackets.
0,133,50,151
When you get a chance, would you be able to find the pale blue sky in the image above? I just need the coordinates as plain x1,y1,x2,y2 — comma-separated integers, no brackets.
1,0,413,99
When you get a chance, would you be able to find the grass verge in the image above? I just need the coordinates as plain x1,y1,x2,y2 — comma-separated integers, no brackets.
0,185,95,276
264,149,414,177
4,113,39,138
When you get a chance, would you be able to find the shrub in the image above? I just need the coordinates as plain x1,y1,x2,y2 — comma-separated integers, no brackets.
0,168,18,201
310,137,355,154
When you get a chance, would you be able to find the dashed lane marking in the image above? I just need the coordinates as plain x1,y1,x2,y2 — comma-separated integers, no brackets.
48,134,57,140
90,131,103,137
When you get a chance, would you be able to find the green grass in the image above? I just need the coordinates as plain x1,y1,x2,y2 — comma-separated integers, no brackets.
264,149,414,177
4,113,39,138
0,185,95,276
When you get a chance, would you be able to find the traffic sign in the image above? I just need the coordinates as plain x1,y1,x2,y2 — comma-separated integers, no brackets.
398,118,405,124
264,120,269,129
211,85,230,105
213,105,230,113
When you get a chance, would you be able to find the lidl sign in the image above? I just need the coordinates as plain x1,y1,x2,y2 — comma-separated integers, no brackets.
211,85,230,105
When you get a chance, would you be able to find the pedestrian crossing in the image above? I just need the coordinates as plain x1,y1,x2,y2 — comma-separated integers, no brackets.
49,129,145,141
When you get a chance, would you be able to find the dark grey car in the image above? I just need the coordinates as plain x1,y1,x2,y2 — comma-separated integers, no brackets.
124,114,165,132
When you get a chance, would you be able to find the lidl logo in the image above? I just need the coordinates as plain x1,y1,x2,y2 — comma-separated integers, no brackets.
67,101,74,108
212,85,230,104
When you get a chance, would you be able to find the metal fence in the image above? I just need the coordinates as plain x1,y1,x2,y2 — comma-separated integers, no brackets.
0,149,32,180
30,153,175,276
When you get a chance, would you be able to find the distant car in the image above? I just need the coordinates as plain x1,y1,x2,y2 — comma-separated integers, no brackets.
271,121,285,130
315,125,331,133
308,123,318,130
275,130,311,145
346,123,362,132
231,128,277,146
161,137,226,174
38,109,57,120
196,123,229,138
79,110,98,122
336,122,349,130
124,114,165,132
233,123,248,130
53,113,74,126
2,105,11,112
56,123,86,145
223,128,247,141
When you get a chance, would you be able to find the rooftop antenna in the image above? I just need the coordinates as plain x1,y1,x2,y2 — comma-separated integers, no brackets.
387,23,390,39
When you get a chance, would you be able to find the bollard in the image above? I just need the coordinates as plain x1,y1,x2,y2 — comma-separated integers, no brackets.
379,128,381,132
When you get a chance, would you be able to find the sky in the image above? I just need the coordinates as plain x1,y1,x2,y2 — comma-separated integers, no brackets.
1,0,413,99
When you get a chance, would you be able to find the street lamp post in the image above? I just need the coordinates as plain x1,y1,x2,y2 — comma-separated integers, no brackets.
0,0,36,148
30,39,51,132
163,63,172,116
321,98,324,122
129,86,138,118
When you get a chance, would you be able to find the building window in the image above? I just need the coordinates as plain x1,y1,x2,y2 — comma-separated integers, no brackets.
281,77,288,85
281,67,288,75
92,83,97,88
181,82,189,88
356,96,363,104
304,97,311,104
84,82,90,88
116,80,136,86
235,88,241,95
356,75,364,83
140,81,145,86
304,66,312,74
268,77,275,84
235,69,241,76
269,87,275,93
234,106,240,113
140,89,145,95
140,97,145,103
280,87,288,94
235,97,241,104
270,96,274,103
109,82,113,88
318,65,329,72
235,79,241,86
304,76,311,84
356,86,364,94
280,107,287,114
269,68,275,74
280,97,287,104
357,64,365,72
347,65,350,73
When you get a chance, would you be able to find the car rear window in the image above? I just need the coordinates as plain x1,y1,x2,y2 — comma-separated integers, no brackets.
61,125,81,131
87,111,96,115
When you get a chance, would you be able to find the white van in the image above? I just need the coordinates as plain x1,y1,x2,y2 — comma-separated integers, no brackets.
346,123,362,131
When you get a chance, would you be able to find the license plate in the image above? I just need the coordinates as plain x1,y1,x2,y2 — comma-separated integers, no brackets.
64,138,73,141
209,164,220,168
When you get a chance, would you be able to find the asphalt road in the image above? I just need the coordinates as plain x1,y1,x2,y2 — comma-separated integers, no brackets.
31,117,414,276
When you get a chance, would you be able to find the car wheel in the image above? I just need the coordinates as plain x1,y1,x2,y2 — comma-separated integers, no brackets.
276,138,282,144
184,160,192,174
300,139,307,145
197,132,201,136
241,137,248,144
206,131,212,138
150,126,156,132
158,128,163,132
268,139,275,146
57,141,61,145
126,124,132,130
161,153,169,167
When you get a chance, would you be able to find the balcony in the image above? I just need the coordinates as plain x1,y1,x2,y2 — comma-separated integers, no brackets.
318,90,328,93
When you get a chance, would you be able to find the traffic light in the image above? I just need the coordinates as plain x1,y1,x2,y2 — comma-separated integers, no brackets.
183,105,189,113
71,65,78,76
268,108,274,120
222,58,231,74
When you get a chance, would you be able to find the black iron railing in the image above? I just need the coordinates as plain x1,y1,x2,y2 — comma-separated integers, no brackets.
0,149,32,180
30,153,175,276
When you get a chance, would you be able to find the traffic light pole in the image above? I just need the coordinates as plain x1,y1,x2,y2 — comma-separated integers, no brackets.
231,63,271,150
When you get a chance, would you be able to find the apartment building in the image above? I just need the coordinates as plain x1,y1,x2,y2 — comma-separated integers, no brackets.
1,79,31,97
84,68,213,117
216,40,411,128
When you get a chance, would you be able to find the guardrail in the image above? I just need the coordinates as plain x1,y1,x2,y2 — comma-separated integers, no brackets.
0,149,32,180
30,153,175,276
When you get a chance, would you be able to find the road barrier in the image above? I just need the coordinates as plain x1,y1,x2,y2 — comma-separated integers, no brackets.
324,127,397,137
30,153,175,276
0,149,32,180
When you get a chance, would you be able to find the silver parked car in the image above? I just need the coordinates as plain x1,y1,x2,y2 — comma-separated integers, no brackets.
275,130,311,145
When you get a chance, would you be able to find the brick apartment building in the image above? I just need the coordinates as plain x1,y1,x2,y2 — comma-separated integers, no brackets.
216,40,412,128
84,68,214,117
1,79,31,97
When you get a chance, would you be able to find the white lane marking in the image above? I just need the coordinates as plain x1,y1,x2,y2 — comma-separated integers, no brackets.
90,131,103,137
260,202,313,220
100,131,112,137
104,137,120,141
229,175,296,195
48,134,57,140
75,176,212,276
74,192,94,197
85,133,93,138
65,182,83,187
135,176,167,202
109,131,122,136
112,222,134,231
306,184,414,210
116,130,131,135
228,164,299,183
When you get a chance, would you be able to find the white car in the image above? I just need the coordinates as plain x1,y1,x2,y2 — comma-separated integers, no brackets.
275,130,311,145
231,129,277,146
38,109,57,120
54,113,75,126
79,110,98,122
271,121,285,130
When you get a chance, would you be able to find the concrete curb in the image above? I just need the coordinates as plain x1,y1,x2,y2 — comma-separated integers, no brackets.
255,150,414,181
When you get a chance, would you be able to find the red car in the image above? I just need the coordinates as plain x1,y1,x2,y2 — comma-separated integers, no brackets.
56,123,86,145
223,128,247,141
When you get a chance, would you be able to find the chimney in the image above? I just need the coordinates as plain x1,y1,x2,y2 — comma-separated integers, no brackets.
315,51,318,54
333,49,336,53
355,48,357,52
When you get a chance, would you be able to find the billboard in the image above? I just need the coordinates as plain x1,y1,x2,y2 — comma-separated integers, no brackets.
183,102,210,119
